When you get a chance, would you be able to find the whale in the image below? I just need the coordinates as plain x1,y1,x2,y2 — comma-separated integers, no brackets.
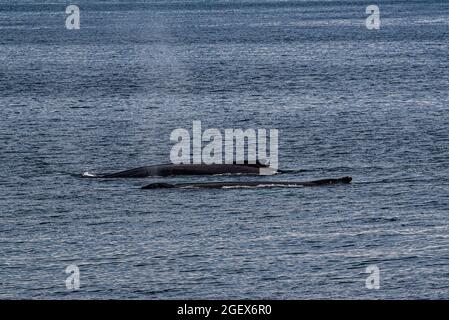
141,176,352,189
83,163,279,178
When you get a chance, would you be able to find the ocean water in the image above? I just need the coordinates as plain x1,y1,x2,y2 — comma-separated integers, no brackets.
1,0,449,299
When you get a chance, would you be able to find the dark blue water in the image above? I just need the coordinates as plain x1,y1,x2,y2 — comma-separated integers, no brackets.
1,0,449,299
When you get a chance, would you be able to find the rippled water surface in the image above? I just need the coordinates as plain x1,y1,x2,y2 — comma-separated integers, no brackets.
1,0,449,299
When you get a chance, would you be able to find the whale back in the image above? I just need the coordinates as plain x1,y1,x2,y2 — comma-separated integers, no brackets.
97,163,269,178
